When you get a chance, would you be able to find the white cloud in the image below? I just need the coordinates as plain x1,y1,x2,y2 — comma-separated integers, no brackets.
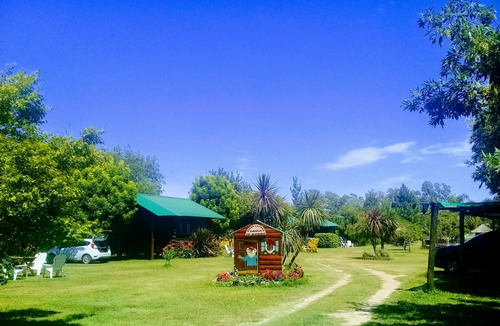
235,156,257,176
375,174,414,189
322,141,416,171
421,140,471,157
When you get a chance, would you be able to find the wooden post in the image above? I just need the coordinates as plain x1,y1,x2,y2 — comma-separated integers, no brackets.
427,203,439,292
151,216,155,260
459,211,465,270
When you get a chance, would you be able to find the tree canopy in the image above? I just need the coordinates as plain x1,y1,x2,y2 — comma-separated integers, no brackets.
0,66,48,139
403,0,500,195
110,146,165,195
0,135,137,255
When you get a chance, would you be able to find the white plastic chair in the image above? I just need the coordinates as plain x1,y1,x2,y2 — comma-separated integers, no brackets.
41,255,66,278
224,245,234,258
13,264,28,281
30,253,47,276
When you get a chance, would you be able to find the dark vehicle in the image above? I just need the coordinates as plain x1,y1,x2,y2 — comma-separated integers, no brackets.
435,229,500,273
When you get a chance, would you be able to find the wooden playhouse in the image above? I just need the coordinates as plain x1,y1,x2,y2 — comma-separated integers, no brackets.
233,220,283,274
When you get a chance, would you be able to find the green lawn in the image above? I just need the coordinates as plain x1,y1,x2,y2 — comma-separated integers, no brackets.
1,245,498,325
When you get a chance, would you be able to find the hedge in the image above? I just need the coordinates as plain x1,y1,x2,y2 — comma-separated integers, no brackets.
315,233,342,248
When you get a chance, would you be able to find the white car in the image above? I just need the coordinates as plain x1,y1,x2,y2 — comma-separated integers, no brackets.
48,236,111,264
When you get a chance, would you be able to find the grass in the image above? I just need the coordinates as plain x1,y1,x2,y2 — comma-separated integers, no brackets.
0,245,498,325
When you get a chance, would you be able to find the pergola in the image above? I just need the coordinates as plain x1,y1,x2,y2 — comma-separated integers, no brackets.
424,201,500,291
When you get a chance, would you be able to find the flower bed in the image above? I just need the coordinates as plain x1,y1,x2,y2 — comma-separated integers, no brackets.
215,266,306,287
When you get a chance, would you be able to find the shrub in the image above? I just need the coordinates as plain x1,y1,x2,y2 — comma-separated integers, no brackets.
307,238,319,253
360,249,392,260
190,228,219,257
176,241,194,258
315,233,342,248
377,249,391,259
162,244,176,266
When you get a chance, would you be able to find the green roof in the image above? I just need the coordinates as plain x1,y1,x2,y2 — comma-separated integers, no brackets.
321,220,339,227
137,194,225,219
437,201,500,218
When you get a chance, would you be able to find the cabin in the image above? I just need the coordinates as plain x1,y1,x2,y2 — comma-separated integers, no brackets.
233,220,283,274
122,193,225,259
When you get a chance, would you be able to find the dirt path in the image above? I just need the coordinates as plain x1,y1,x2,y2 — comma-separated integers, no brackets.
249,265,351,325
329,268,405,326
248,264,404,325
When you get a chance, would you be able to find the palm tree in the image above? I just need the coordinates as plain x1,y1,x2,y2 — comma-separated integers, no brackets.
358,208,397,255
286,190,328,267
357,208,383,255
295,190,328,235
253,174,280,224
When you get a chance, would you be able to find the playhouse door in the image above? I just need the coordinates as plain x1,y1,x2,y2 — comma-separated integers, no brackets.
235,239,258,274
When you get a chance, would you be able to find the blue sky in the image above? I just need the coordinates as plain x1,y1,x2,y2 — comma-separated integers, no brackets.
1,0,498,201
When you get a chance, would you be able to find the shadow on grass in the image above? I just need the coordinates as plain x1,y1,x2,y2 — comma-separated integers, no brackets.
364,300,500,326
363,270,500,326
0,309,90,325
433,270,500,297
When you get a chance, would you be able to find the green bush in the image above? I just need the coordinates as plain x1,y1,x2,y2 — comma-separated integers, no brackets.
315,233,341,248
360,250,392,260
190,228,219,258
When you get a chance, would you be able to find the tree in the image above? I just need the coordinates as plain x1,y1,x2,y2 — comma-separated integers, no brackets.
81,126,105,146
110,146,165,195
290,176,304,206
357,207,397,255
46,136,137,255
388,184,421,221
0,135,78,255
0,135,138,256
333,205,365,243
253,174,281,224
0,66,48,139
190,175,241,234
403,0,500,195
323,191,346,215
364,189,385,208
283,189,329,267
437,211,460,245
209,168,252,192
393,220,422,252
420,181,452,202
357,208,384,255
295,190,328,235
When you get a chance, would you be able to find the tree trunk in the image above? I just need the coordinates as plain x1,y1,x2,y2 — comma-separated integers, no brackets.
371,239,377,256
287,249,301,268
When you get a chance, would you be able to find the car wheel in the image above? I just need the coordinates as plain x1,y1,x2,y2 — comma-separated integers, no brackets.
444,259,459,273
82,254,92,264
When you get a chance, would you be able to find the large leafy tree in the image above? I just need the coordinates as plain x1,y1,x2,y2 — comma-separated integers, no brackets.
403,0,500,195
387,184,421,221
0,135,78,255
190,174,243,234
0,66,48,139
209,168,252,192
110,146,165,195
333,205,365,243
0,135,137,256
